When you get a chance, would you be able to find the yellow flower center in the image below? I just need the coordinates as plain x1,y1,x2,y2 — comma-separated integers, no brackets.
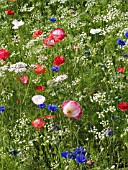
67,110,73,115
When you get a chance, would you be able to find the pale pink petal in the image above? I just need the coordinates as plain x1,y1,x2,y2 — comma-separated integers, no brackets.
61,100,71,108
73,110,82,120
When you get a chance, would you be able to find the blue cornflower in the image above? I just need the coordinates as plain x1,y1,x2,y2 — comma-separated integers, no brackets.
61,151,69,158
49,17,56,22
48,104,58,112
122,53,127,58
0,106,5,113
68,152,77,159
74,146,86,155
51,66,60,72
37,103,46,109
9,150,18,156
125,32,128,38
76,154,87,163
117,38,126,46
106,128,114,137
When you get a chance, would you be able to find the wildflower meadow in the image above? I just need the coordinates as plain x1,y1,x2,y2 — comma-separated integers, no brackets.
0,0,128,169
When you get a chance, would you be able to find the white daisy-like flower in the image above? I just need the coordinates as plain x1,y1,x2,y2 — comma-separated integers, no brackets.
90,28,101,34
12,19,24,29
54,74,68,83
32,95,45,105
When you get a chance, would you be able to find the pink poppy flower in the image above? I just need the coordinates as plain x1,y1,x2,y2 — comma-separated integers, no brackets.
17,75,28,84
43,36,55,48
31,118,46,130
0,49,10,61
50,28,66,42
61,100,82,120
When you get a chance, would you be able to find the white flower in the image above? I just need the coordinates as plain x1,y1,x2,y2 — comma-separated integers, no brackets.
14,68,27,74
54,74,68,83
32,95,45,105
0,65,8,71
90,28,101,34
47,80,56,86
111,165,115,169
12,19,24,29
8,62,27,73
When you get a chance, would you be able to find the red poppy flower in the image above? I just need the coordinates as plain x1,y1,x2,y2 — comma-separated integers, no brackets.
35,86,45,91
117,66,125,73
43,36,55,48
118,102,128,111
31,118,46,130
50,28,66,42
5,9,15,15
0,49,10,61
53,56,65,66
17,75,28,84
34,64,46,74
32,30,43,38
42,115,55,119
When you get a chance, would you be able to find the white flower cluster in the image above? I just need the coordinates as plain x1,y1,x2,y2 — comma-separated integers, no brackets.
68,16,80,29
71,78,80,86
42,124,70,146
32,76,41,84
96,105,116,119
1,90,14,102
90,91,106,103
0,65,8,71
49,0,67,4
20,3,35,12
12,35,21,43
54,74,68,82
89,126,112,140
47,74,68,86
99,59,113,71
8,114,38,157
26,39,37,48
37,56,48,63
88,126,106,139
8,62,27,73
84,0,96,11
58,0,67,3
